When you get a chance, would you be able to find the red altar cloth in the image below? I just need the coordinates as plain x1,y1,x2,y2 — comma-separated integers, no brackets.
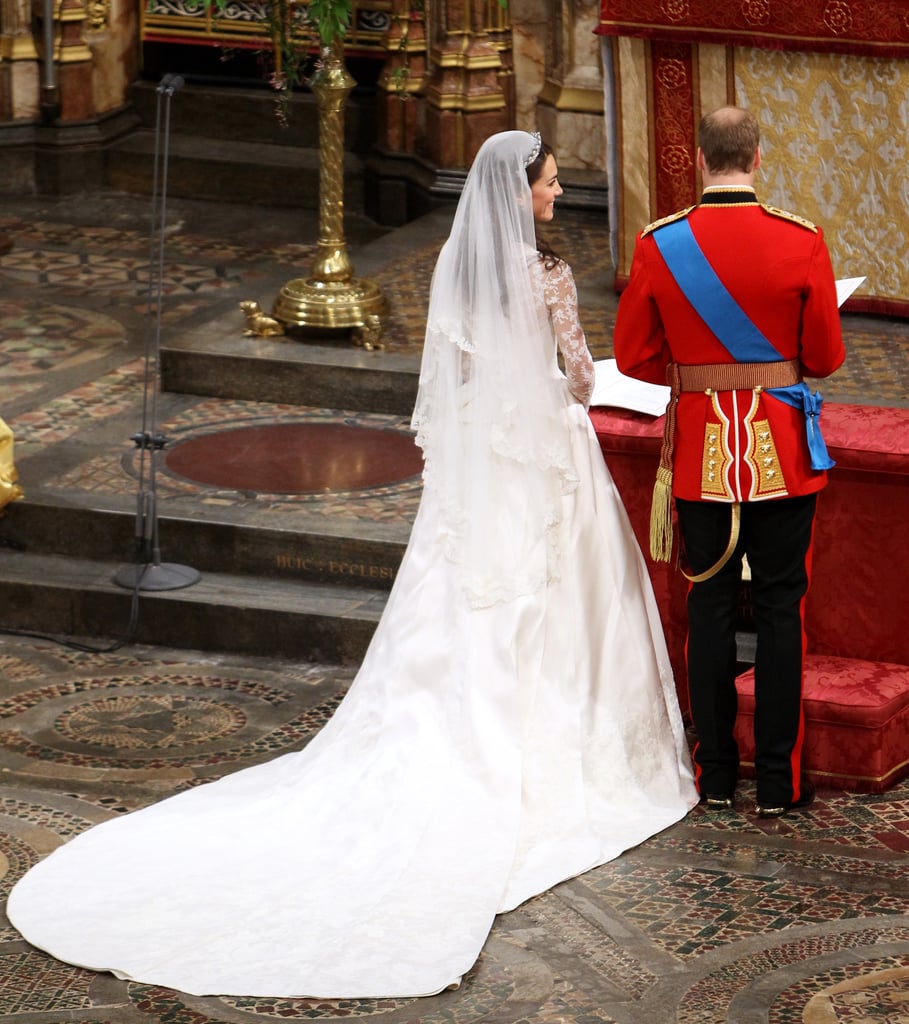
592,402,909,791
595,1,909,59
591,402,909,716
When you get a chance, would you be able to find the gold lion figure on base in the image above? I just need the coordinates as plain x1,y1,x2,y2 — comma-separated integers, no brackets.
352,313,384,351
239,300,285,338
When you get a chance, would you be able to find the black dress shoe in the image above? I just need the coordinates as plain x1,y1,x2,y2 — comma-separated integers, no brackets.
700,792,735,810
756,780,816,818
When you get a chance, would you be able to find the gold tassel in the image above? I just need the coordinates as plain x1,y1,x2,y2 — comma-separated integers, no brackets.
649,465,674,563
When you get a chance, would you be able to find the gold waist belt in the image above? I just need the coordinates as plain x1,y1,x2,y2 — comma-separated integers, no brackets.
676,358,801,392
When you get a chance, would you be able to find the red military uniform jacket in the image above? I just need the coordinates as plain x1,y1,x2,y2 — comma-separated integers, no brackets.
614,188,845,503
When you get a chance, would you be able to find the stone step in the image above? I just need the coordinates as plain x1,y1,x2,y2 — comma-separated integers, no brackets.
126,78,377,153
128,79,321,148
0,498,406,592
106,132,362,210
0,549,384,662
106,80,376,210
160,332,421,415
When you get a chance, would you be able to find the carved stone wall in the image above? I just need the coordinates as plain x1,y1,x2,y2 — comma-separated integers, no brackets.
422,0,510,169
524,0,605,172
0,0,135,122
0,0,39,120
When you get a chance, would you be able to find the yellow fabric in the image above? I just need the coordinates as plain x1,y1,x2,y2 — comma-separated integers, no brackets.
0,418,24,510
609,40,909,309
735,46,906,308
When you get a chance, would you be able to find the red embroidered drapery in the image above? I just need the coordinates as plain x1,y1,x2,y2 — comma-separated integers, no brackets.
595,1,909,59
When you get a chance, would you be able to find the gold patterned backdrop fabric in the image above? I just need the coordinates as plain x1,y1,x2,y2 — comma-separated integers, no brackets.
606,38,909,315
735,47,908,310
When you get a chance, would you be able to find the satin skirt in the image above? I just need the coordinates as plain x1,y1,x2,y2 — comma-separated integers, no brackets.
7,405,697,998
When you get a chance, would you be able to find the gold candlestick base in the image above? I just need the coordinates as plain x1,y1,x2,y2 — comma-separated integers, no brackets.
270,40,389,351
274,275,389,350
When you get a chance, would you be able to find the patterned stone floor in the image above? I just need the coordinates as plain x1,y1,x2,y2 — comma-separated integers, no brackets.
0,189,908,1023
1,634,909,1024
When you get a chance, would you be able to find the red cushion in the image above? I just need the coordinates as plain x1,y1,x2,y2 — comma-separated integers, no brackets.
737,654,909,727
821,403,909,475
735,654,909,791
589,407,663,455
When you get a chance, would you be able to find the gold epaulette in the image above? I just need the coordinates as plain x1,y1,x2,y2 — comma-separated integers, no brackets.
641,206,695,238
760,204,818,233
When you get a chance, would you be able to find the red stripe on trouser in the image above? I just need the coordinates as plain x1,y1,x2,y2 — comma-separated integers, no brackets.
682,598,702,789
788,514,817,803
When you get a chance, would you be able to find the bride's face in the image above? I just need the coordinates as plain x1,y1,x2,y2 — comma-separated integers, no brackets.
530,154,563,223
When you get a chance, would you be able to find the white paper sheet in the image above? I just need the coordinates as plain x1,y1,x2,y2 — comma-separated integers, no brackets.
836,276,866,307
590,359,670,415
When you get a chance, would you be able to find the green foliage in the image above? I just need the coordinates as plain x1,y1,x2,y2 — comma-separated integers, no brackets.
306,0,352,46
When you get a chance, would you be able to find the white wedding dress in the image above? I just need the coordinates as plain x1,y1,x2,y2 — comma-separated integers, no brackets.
8,256,697,1001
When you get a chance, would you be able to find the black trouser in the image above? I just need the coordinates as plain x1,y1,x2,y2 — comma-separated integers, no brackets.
676,494,817,806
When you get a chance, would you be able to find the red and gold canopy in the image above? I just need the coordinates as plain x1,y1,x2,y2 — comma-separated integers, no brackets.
595,1,909,59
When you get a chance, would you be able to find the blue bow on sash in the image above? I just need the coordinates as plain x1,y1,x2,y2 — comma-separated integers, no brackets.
653,217,834,471
764,382,834,470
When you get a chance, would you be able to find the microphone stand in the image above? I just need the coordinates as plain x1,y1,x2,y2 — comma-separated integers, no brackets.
113,74,201,592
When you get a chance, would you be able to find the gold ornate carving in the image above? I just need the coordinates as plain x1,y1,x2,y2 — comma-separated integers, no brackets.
700,419,732,498
661,0,691,22
0,35,39,60
140,0,392,54
746,417,788,499
84,0,110,34
823,0,854,35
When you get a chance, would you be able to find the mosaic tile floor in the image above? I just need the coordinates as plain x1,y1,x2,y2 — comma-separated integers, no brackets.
0,190,908,1023
0,634,908,1024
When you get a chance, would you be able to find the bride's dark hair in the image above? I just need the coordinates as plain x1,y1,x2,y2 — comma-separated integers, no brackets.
525,139,562,269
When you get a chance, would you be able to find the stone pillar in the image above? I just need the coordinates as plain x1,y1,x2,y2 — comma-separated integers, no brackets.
375,0,427,155
534,0,605,173
0,0,39,121
423,0,510,170
508,0,546,133
48,0,95,122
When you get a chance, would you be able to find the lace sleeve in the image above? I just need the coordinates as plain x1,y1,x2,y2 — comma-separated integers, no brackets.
542,260,595,408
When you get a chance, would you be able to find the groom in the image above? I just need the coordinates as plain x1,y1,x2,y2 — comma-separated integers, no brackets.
613,105,845,817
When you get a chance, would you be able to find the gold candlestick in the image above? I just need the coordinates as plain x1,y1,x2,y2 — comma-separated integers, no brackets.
274,38,388,349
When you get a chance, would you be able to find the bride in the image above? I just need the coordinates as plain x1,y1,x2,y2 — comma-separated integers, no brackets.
7,130,697,999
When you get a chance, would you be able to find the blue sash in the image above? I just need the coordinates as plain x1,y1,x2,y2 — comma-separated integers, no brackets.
653,217,834,470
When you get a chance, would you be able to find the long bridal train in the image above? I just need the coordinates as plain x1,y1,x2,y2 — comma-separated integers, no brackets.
7,399,697,998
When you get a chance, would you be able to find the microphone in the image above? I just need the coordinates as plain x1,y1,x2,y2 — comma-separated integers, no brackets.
157,74,185,95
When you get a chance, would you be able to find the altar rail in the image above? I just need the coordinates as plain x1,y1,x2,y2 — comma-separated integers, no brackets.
592,402,909,791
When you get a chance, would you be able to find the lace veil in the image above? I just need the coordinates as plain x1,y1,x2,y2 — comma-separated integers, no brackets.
411,130,579,608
